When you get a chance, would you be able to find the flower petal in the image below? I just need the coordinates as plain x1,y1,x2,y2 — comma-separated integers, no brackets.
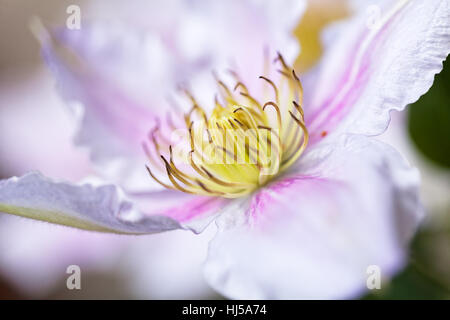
305,0,450,143
204,135,423,299
0,69,91,180
42,25,162,155
0,172,180,234
38,24,170,191
130,190,238,234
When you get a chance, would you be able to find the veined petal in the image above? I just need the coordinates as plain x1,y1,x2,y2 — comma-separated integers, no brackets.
129,190,237,234
0,172,180,234
305,0,450,143
204,135,423,299
0,70,91,180
38,24,168,191
41,25,161,157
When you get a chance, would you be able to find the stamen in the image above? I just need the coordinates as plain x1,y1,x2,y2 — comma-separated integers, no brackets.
145,165,176,191
259,76,279,103
144,52,309,198
262,102,282,133
281,111,309,170
239,92,264,114
274,51,289,70
234,82,248,93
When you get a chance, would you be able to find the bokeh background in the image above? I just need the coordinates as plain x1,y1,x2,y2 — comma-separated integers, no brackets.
0,0,449,299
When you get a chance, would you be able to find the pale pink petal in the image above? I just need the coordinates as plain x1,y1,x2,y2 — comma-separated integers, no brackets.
130,190,237,234
0,69,92,180
40,25,165,191
304,0,450,143
0,169,237,235
0,172,180,234
204,135,423,299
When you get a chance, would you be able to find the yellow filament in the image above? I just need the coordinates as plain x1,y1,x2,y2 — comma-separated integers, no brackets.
144,53,309,198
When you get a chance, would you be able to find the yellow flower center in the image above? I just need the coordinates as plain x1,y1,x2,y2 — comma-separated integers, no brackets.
144,53,308,198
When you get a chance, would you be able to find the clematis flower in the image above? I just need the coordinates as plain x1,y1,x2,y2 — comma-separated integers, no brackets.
0,0,304,298
1,0,449,299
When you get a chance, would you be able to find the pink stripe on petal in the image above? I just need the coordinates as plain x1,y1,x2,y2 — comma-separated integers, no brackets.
247,175,328,226
306,3,405,142
130,189,231,233
306,32,367,126
162,196,227,223
204,135,423,299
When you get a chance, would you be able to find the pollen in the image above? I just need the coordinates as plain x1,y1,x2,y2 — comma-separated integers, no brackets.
143,53,308,198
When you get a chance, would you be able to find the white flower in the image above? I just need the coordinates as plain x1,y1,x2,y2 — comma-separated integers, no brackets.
1,0,449,299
